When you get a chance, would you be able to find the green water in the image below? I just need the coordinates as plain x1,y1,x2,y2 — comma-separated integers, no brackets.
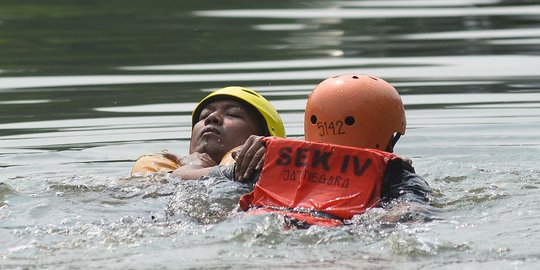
1,1,540,269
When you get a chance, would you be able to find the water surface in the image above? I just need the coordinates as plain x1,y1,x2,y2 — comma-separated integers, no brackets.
1,1,540,269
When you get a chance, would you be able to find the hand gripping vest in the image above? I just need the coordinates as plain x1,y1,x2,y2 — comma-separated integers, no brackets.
240,137,398,226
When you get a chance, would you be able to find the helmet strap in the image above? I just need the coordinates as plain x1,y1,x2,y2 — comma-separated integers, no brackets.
386,133,401,153
391,133,401,147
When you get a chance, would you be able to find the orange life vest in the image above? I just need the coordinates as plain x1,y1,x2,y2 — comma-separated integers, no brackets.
130,146,241,176
240,137,397,226
131,153,180,175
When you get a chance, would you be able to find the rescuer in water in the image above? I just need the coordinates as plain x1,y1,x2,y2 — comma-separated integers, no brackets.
236,74,432,227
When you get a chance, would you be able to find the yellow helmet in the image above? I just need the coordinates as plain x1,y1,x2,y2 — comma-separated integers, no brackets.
192,86,286,138
305,74,406,152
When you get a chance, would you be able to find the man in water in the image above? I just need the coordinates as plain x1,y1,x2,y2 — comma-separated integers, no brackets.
237,74,432,226
131,86,285,180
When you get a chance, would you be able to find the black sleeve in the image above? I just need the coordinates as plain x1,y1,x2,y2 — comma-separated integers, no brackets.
208,164,236,180
208,165,260,185
380,158,431,205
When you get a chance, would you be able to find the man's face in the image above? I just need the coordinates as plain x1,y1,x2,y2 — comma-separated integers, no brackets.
190,99,263,163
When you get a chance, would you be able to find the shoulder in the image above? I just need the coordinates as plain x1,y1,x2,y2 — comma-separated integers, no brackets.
131,153,180,175
382,157,431,203
386,156,416,174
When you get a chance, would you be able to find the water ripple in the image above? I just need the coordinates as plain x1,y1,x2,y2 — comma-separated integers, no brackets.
194,5,540,19
1,56,540,90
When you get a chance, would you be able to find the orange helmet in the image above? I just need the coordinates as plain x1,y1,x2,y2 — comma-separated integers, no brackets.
304,74,406,152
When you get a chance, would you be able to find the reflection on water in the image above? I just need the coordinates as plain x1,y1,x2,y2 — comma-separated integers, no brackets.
1,0,540,269
195,4,540,19
1,55,540,92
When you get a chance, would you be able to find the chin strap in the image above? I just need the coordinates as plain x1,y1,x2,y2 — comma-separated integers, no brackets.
392,133,401,146
388,133,401,152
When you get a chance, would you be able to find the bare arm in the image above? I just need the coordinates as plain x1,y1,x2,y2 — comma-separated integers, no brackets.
170,152,217,180
170,135,267,181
